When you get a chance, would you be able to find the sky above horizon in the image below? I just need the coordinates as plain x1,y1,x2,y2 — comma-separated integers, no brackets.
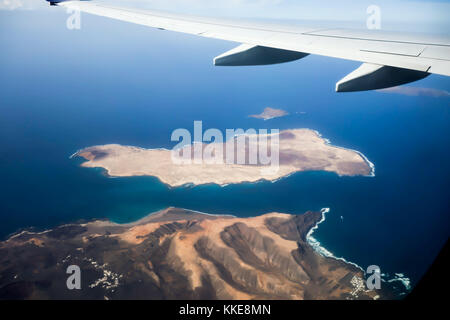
1,0,449,32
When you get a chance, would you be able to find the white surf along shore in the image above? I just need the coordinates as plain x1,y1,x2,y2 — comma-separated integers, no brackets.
307,208,411,292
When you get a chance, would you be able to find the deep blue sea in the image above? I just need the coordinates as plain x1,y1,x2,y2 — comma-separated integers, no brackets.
1,11,449,290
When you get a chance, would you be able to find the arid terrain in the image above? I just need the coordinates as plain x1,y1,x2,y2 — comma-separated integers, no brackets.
75,129,373,187
0,208,386,300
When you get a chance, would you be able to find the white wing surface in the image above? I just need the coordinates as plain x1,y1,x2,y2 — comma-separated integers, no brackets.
50,0,450,91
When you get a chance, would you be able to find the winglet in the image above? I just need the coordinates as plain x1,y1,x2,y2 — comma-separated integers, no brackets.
46,0,67,5
46,0,88,6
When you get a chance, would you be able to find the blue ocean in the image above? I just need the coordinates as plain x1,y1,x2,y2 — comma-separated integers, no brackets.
0,11,449,290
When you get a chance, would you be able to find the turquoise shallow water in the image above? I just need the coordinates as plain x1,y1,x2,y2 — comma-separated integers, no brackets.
0,11,449,291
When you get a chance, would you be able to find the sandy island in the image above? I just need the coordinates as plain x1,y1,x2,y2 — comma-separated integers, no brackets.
74,129,373,187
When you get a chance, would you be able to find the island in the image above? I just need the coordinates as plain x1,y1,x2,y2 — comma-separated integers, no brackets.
0,208,385,300
74,129,374,187
249,107,289,120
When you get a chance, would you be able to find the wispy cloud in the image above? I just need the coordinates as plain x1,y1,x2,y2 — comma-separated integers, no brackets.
2,0,449,33
1,0,23,10
0,0,46,10
377,86,450,98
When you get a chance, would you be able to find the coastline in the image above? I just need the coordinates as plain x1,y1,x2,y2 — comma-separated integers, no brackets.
0,207,379,299
71,128,375,188
306,208,365,272
0,206,410,299
306,208,411,295
311,129,375,177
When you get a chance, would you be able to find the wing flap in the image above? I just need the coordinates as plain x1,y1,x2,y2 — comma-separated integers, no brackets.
360,44,426,57
420,46,450,61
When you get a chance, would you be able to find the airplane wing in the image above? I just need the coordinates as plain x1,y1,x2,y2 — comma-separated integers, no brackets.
49,0,450,92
